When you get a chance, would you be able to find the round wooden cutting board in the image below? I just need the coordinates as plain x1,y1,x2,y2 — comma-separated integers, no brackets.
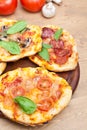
0,57,80,117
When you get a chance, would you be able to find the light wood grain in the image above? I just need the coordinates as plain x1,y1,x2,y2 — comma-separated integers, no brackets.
0,0,87,129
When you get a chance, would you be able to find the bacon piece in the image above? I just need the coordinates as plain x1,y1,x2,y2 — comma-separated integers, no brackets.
56,56,68,65
50,39,64,49
53,45,72,65
41,27,54,39
54,49,71,64
54,44,72,57
54,48,70,57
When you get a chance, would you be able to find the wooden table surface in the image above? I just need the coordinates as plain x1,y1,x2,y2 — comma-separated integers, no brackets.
0,0,87,130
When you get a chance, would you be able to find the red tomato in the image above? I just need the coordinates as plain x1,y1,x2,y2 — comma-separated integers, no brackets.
10,86,25,98
38,98,53,111
0,0,18,15
37,77,52,91
20,0,46,12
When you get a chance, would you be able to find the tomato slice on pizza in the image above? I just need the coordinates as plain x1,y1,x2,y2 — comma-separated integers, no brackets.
0,67,72,126
29,25,78,72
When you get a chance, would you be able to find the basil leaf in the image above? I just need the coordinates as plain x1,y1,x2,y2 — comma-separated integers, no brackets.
0,41,20,54
42,43,52,49
7,21,27,34
14,96,37,114
54,28,63,40
38,47,50,61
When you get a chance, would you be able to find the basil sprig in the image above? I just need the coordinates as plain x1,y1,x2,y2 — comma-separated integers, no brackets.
42,43,52,49
38,43,52,61
54,28,63,40
7,21,27,34
0,41,20,54
14,96,37,114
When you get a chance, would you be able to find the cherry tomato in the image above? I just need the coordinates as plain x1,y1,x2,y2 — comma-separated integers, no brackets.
38,98,53,111
0,0,18,15
10,86,25,98
37,77,52,91
20,0,46,12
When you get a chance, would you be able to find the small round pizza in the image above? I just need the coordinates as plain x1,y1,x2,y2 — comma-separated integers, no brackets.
0,18,42,62
29,25,78,72
0,62,7,75
0,67,72,126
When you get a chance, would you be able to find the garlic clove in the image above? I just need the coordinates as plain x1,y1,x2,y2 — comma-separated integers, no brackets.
42,2,56,18
53,0,62,5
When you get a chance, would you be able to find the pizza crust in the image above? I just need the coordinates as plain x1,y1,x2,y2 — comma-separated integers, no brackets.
0,67,72,126
29,25,78,72
0,62,7,75
0,19,42,62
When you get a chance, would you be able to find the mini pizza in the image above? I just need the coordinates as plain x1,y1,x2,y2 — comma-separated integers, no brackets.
0,18,42,62
29,25,78,72
0,62,7,75
0,67,72,126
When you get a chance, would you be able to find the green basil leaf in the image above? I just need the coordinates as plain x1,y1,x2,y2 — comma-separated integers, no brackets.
42,43,52,49
0,41,20,54
54,28,63,40
7,21,27,34
38,47,50,61
14,96,37,114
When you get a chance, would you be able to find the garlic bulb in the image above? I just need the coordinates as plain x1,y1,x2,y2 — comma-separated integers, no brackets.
53,0,62,5
42,2,56,18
